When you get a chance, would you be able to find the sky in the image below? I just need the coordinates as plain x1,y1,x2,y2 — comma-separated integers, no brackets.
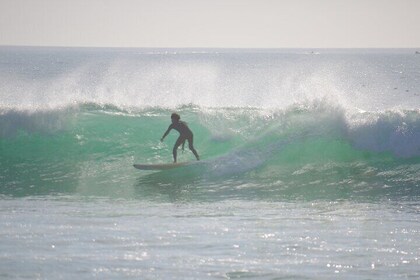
0,0,419,48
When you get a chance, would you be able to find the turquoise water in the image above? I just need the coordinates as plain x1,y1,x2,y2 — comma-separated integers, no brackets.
0,47,419,278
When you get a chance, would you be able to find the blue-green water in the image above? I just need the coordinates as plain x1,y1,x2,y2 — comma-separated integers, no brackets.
0,47,419,279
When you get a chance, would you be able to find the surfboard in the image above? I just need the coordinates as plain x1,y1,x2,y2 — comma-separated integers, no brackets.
133,162,190,170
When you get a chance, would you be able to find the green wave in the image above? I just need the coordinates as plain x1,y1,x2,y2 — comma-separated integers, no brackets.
1,105,419,200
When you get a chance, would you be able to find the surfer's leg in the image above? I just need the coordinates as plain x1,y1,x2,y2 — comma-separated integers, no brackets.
173,137,184,163
187,135,200,160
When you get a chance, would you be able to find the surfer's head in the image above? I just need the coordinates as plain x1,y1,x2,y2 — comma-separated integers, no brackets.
171,113,180,123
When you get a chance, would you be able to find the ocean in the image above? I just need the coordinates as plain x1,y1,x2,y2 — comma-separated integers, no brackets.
0,47,419,279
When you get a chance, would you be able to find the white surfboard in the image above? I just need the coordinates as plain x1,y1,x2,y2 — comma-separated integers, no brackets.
133,162,190,170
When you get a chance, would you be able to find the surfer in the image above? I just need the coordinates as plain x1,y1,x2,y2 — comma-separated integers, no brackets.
160,113,200,163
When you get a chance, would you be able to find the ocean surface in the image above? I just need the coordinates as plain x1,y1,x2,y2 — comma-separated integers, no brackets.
0,47,419,279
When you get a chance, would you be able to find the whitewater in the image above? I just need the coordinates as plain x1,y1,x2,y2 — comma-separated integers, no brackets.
0,47,419,279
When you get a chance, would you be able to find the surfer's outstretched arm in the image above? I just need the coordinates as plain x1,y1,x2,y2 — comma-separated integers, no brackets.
160,125,173,141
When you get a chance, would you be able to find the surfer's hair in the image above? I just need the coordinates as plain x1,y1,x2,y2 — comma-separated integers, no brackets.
171,113,180,121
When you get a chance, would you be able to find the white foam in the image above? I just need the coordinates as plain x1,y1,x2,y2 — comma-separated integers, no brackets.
347,110,420,158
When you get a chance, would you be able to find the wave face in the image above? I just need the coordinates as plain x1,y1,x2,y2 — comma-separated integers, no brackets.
0,47,419,199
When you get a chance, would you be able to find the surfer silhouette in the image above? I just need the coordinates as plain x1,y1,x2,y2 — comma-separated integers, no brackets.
160,113,200,163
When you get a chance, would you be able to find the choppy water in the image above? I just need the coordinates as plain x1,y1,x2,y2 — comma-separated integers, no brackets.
0,47,419,279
